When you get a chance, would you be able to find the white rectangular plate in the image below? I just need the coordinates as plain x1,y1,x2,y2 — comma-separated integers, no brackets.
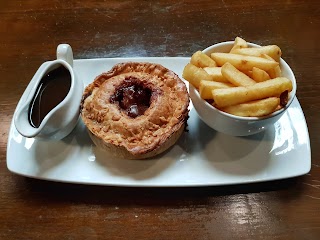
7,57,311,187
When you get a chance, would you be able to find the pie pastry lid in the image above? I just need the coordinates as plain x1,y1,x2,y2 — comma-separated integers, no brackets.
81,62,189,159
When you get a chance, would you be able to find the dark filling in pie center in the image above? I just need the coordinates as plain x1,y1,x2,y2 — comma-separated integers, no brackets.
110,77,152,118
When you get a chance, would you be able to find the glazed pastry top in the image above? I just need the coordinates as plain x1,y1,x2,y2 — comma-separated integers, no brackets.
81,62,189,155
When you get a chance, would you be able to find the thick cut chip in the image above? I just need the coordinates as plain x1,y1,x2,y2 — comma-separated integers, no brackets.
199,80,234,99
182,63,213,88
221,62,256,86
230,37,248,53
203,67,229,83
261,54,282,78
210,53,279,71
212,77,293,108
190,51,217,68
233,45,282,62
252,67,271,82
220,97,280,117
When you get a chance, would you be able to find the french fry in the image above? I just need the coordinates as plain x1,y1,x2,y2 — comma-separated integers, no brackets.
220,97,280,117
182,63,213,88
190,51,217,68
244,70,253,78
212,77,293,108
230,37,248,53
221,62,256,86
251,67,270,82
203,67,229,83
210,53,279,71
199,80,234,99
269,65,282,78
261,54,282,78
233,45,282,62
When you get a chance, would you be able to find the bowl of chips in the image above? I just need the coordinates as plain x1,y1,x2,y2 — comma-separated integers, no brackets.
183,37,297,136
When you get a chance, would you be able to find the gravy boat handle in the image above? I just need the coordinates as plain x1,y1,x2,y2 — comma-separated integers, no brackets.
56,44,73,67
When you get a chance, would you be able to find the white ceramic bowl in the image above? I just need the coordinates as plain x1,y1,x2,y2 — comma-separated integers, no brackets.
189,41,297,136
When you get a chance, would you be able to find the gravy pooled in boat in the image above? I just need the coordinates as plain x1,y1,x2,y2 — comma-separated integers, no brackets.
28,66,71,128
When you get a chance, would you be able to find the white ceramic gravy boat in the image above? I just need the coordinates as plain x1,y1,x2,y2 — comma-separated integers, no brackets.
14,44,83,140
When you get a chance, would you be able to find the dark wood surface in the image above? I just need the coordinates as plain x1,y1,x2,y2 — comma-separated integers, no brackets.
1,0,320,239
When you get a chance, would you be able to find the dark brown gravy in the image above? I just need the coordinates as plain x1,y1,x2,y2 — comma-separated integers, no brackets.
28,66,71,128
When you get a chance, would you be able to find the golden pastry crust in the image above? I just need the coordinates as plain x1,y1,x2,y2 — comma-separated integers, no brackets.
80,62,189,159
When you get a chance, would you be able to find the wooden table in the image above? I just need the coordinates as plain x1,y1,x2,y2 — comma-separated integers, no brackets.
1,0,319,239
